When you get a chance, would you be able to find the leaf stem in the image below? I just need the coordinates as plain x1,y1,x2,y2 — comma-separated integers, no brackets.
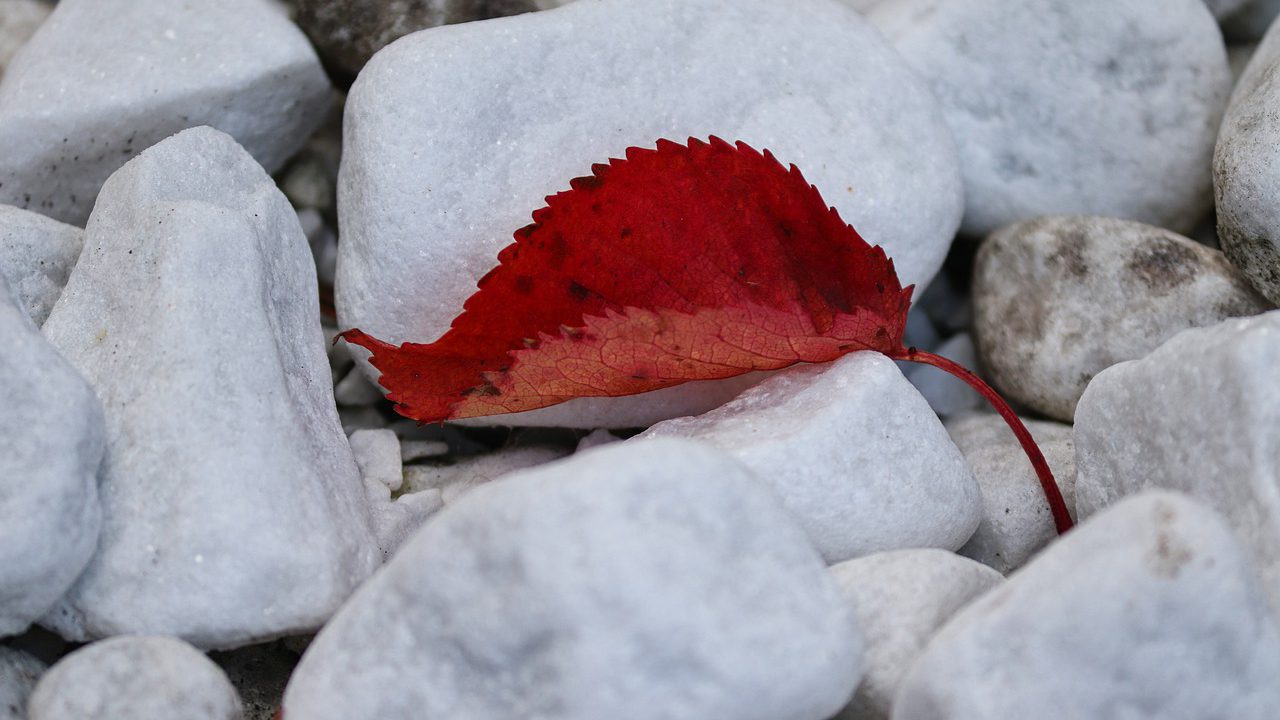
892,347,1074,535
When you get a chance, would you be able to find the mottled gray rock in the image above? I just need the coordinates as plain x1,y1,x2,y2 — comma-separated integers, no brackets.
1074,310,1280,611
868,0,1231,236
1216,17,1280,305
895,492,1280,720
40,127,379,650
829,550,1001,720
640,353,981,563
293,0,539,81
0,205,81,325
0,278,103,637
0,0,330,225
28,636,242,720
947,414,1076,574
338,0,963,427
975,216,1268,421
0,1,49,77
283,440,863,720
0,646,45,720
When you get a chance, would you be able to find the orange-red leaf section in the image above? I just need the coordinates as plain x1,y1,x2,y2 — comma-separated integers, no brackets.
341,137,912,422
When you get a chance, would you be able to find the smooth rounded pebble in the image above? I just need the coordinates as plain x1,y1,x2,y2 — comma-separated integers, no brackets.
946,413,1076,574
1215,15,1280,305
974,215,1268,421
0,0,330,225
894,492,1280,720
28,636,242,720
1074,309,1280,612
283,439,863,720
0,277,103,637
0,205,82,326
868,0,1231,237
0,646,45,720
640,352,981,563
829,550,1002,720
337,0,963,427
40,127,379,650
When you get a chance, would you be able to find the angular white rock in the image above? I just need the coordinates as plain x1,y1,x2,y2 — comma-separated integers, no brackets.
0,0,330,225
1074,310,1280,611
283,439,863,720
829,550,1002,720
0,205,82,325
974,216,1268,421
337,0,963,427
40,127,379,650
1216,16,1280,305
947,414,1076,574
350,429,444,557
0,278,103,637
27,636,242,720
0,646,45,720
868,0,1230,236
894,492,1280,719
640,353,981,563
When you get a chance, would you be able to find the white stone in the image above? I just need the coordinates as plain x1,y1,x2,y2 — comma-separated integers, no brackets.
333,366,384,406
640,353,981,563
1073,309,1280,611
947,413,1076,574
0,1,49,77
401,445,571,504
283,439,863,720
1216,17,1280,305
337,0,963,427
903,333,984,418
27,636,242,720
0,0,330,225
829,550,1002,720
868,0,1231,237
0,646,45,720
0,205,82,325
894,492,1280,719
974,216,1268,421
0,278,103,637
40,127,379,650
350,429,445,557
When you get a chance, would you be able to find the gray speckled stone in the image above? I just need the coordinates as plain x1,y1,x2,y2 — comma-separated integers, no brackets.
283,440,862,720
895,492,1280,720
1216,16,1280,305
0,205,81,325
0,0,330,225
974,215,1268,421
0,277,103,638
0,646,45,720
28,636,242,720
868,0,1230,237
40,127,379,650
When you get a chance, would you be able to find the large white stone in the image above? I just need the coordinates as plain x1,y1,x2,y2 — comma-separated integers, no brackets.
27,636,242,720
1074,309,1280,611
0,0,330,225
0,646,45,720
1216,16,1280,305
283,439,863,720
947,413,1076,574
337,0,963,427
974,215,1268,421
868,0,1231,237
0,205,82,325
640,353,981,563
40,127,379,650
0,277,103,637
894,492,1280,719
829,550,1002,720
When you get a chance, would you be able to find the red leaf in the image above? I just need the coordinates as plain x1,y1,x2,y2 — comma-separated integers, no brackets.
341,136,1074,534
